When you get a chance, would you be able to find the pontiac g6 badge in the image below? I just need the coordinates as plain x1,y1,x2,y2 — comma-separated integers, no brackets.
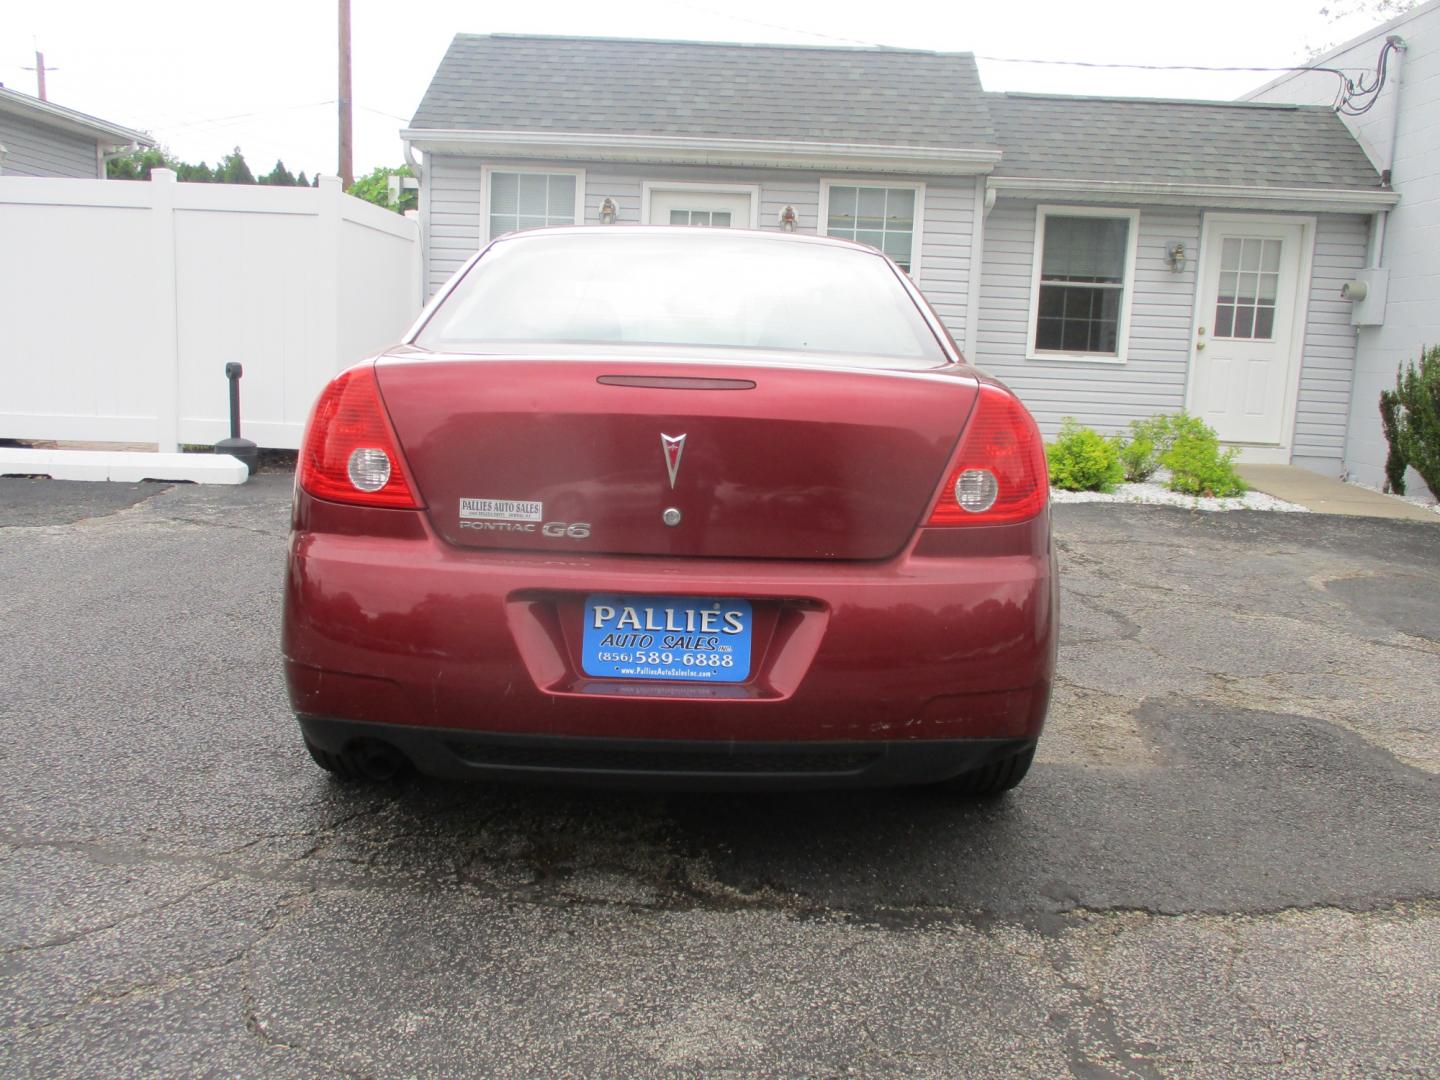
661,433,686,488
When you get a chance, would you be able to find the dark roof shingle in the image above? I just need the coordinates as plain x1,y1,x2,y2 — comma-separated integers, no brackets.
409,35,1383,192
986,92,1381,189
410,34,998,149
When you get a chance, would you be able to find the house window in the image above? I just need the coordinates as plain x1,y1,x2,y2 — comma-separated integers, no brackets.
488,171,578,239
1028,207,1139,362
822,184,920,272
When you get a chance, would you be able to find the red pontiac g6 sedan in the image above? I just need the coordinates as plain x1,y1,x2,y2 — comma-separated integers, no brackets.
282,227,1056,794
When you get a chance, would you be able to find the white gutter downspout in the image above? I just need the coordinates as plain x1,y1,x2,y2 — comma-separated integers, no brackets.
963,179,994,359
403,138,430,299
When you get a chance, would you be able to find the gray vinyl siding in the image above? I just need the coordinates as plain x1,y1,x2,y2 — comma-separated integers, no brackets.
974,199,1200,434
1293,213,1368,474
422,155,975,346
977,198,1365,467
0,112,99,178
426,155,484,295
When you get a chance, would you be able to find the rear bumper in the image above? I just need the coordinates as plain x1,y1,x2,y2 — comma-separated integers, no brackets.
299,716,1037,790
283,492,1057,752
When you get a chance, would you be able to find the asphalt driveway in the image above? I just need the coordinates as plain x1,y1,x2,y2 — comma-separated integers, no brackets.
1,476,1436,1078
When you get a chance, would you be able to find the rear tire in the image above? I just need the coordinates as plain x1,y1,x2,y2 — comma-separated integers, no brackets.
303,738,406,782
940,744,1035,797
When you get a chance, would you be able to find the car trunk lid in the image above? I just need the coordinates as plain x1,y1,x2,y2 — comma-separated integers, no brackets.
375,355,978,561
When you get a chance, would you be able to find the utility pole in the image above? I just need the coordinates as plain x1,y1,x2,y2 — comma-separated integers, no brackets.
23,50,56,101
338,0,354,189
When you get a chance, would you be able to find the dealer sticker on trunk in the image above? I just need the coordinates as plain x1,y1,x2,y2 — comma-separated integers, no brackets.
459,498,543,523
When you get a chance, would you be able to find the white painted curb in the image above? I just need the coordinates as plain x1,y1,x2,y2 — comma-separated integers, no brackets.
0,448,249,485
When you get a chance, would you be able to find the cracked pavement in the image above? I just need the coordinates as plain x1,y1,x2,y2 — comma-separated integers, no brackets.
1,476,1437,1077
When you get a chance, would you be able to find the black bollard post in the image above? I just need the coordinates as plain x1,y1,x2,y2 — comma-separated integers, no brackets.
214,362,259,477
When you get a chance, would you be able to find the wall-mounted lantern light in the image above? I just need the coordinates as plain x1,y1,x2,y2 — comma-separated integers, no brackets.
1166,241,1187,273
599,197,618,225
778,205,798,233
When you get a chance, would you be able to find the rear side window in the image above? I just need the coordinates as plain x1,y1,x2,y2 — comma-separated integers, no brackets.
415,232,947,363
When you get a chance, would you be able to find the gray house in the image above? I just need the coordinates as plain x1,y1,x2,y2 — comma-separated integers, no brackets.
0,86,153,179
402,35,1398,476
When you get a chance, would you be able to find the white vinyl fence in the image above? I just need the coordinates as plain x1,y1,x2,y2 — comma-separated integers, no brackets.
0,170,421,450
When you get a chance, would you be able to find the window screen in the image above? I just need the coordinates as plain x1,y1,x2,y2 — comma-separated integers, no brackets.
825,186,917,272
489,172,577,238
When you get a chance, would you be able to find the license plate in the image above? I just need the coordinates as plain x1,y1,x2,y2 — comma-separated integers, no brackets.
581,594,752,683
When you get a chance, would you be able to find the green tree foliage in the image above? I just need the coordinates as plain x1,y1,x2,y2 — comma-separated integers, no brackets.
1378,388,1407,494
217,147,256,185
260,159,297,186
1046,419,1125,492
346,165,417,214
1383,345,1440,498
108,145,313,186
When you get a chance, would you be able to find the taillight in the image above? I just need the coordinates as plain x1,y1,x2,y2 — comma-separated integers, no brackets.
298,365,420,509
926,384,1047,526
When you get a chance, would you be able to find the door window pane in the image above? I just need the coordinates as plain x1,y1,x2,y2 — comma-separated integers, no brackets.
1214,236,1281,341
826,185,917,271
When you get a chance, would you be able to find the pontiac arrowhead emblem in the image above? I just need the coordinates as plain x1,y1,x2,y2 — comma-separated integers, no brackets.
660,433,686,489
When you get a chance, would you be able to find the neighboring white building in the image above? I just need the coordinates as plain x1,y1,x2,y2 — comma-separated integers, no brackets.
403,35,1400,477
1247,0,1440,491
0,86,153,179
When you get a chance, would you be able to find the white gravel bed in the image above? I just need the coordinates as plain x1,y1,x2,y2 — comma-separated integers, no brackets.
1345,479,1440,516
1050,475,1308,513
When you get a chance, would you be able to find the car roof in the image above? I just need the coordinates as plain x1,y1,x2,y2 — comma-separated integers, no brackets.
487,225,890,258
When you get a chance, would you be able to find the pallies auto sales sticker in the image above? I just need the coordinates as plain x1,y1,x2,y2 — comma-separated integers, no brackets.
459,498,543,522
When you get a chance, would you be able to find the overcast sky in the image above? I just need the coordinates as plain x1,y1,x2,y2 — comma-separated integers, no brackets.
0,0,1396,179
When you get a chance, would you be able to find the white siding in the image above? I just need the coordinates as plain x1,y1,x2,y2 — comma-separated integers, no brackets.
975,199,1200,435
0,112,99,178
1248,1,1440,488
421,155,975,340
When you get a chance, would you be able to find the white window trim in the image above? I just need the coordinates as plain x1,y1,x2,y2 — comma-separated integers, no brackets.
818,179,926,281
639,181,762,229
1025,204,1141,365
480,164,586,244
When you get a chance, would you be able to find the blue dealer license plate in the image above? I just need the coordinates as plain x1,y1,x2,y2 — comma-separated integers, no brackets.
581,595,752,683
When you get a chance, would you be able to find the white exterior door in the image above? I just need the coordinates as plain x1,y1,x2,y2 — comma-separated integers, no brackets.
646,187,755,228
1189,216,1309,447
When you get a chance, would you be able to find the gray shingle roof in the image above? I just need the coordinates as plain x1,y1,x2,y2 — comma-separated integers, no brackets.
410,34,998,149
986,92,1381,190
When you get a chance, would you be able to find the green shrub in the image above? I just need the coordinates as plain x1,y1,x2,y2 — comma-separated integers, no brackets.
1160,414,1247,497
1116,415,1173,482
1384,344,1440,499
1378,389,1407,495
1046,419,1125,492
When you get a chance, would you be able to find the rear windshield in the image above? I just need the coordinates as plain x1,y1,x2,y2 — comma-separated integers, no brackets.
413,231,948,363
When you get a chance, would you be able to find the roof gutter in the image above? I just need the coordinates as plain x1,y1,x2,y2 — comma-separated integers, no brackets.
400,128,1002,176
0,88,155,148
987,176,1400,214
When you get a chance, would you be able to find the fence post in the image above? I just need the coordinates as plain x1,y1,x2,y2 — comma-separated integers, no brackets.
316,175,344,382
150,168,181,452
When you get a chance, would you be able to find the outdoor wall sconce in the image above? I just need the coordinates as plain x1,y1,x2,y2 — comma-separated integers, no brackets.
1166,242,1187,273
778,205,798,233
599,197,618,225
